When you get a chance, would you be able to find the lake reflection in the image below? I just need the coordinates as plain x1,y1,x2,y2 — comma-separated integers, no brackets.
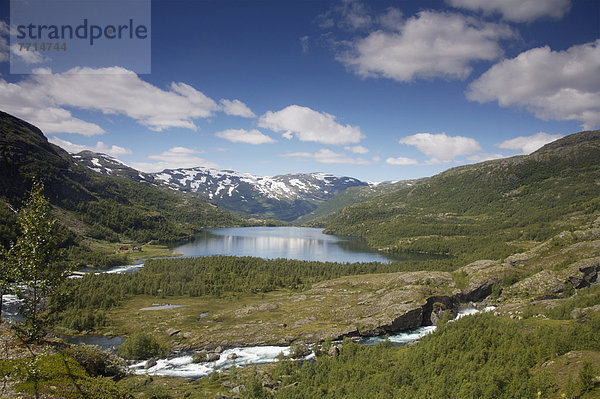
173,227,409,263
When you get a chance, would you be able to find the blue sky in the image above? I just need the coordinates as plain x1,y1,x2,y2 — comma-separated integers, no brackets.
0,0,599,182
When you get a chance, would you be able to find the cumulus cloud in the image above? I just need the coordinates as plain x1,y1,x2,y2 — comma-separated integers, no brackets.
215,128,275,144
447,0,572,23
259,105,364,145
399,133,481,162
345,145,369,154
219,99,256,118
497,132,563,154
467,40,600,129
281,148,370,164
0,66,221,135
129,147,218,173
386,156,418,165
339,11,515,82
48,136,132,157
0,79,105,135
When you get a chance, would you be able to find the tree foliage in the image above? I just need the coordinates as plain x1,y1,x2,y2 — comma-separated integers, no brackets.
3,182,69,340
240,314,600,398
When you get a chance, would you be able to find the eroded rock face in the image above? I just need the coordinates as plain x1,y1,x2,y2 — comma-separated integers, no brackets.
380,307,424,334
568,258,600,289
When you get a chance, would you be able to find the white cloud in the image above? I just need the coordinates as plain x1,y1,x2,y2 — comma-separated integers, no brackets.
0,78,105,135
386,156,418,165
379,8,403,30
300,36,309,53
10,43,48,64
215,128,275,144
497,132,563,154
0,66,221,135
345,145,369,154
339,11,515,82
259,105,364,145
219,99,256,118
399,133,481,162
281,148,370,164
447,0,571,23
130,147,218,173
467,40,600,130
48,136,132,157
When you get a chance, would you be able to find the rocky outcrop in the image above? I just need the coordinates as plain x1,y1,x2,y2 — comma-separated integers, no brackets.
503,257,600,300
569,258,600,289
379,307,424,334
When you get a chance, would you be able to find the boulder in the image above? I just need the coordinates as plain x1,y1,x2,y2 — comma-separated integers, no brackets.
166,328,180,336
144,358,157,369
207,352,221,362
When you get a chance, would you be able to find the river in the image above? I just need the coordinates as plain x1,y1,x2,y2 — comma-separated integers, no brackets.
130,307,492,379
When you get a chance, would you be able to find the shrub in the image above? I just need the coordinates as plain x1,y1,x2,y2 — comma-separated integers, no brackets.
64,344,127,379
118,332,166,360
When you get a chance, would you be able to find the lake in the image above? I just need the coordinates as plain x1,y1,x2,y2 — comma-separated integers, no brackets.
172,226,419,263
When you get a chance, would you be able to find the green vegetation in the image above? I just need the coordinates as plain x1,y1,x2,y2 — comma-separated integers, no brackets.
118,331,168,360
237,314,600,398
51,255,450,332
1,182,70,339
295,180,422,224
0,350,130,399
319,131,600,265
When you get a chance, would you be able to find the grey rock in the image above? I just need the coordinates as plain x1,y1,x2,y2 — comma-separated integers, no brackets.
166,328,180,336
144,358,157,369
207,352,221,362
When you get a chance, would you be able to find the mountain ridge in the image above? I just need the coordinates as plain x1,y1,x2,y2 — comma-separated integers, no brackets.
74,151,372,221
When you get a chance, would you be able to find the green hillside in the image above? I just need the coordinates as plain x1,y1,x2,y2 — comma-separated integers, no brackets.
321,130,600,264
0,111,242,257
294,179,424,224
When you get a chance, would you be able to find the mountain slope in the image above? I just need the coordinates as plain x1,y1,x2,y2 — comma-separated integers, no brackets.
0,111,241,247
321,130,600,263
75,153,369,221
72,151,157,185
295,179,425,224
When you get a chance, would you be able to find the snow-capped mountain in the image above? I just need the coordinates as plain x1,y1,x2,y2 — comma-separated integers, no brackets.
153,167,368,221
74,151,369,221
73,151,157,184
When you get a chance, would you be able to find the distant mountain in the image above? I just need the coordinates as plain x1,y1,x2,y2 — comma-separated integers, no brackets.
320,130,600,263
153,168,368,221
0,111,241,248
75,153,369,221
